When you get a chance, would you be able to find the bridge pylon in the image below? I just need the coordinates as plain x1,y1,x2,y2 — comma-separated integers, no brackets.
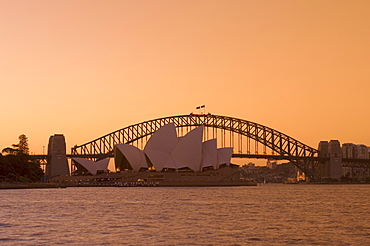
45,134,69,179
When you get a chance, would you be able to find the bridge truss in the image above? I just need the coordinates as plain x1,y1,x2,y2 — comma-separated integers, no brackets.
71,114,322,180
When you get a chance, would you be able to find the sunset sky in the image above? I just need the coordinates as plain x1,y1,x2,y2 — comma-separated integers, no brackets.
1,0,369,157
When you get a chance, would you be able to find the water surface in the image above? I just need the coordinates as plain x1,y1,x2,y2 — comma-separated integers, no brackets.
1,184,369,245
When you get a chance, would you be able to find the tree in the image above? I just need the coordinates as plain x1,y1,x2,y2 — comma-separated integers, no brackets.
0,135,43,182
0,154,43,182
2,134,29,155
18,134,29,155
2,144,20,155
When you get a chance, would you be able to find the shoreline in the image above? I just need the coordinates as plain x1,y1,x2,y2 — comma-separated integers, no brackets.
0,182,67,189
0,181,256,189
2,181,369,189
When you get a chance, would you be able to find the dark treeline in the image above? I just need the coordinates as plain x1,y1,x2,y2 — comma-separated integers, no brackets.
0,154,44,182
0,135,44,183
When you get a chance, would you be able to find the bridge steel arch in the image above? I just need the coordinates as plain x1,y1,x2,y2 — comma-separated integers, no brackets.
71,114,320,180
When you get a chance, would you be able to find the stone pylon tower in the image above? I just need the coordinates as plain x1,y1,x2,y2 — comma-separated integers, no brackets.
318,140,342,179
46,134,69,179
318,141,329,177
328,140,342,179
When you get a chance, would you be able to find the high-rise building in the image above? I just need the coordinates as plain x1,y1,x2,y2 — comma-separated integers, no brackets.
355,144,368,159
342,143,356,158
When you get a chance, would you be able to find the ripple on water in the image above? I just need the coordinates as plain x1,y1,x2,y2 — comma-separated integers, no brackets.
1,185,370,245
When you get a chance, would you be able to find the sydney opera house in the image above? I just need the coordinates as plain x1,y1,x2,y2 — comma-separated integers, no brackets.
115,123,233,173
53,124,254,186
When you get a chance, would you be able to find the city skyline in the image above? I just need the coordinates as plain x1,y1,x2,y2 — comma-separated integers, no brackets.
1,0,369,154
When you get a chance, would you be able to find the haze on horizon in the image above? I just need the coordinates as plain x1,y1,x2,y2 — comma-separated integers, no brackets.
1,0,369,155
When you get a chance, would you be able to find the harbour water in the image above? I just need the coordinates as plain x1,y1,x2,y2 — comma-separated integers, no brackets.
1,184,370,245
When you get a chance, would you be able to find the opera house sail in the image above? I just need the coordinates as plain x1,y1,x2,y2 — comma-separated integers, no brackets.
72,158,109,175
143,123,178,172
202,139,218,169
115,144,147,172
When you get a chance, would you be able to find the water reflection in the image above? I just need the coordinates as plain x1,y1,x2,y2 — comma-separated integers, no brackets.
1,185,370,245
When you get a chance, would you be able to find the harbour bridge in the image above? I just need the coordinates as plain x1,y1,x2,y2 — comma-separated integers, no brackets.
36,114,370,181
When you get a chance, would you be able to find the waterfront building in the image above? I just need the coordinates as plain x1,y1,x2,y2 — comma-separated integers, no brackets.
341,143,370,179
342,143,356,177
355,144,368,159
342,143,356,158
267,160,277,169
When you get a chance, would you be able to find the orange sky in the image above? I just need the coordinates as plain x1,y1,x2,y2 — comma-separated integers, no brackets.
1,0,369,156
